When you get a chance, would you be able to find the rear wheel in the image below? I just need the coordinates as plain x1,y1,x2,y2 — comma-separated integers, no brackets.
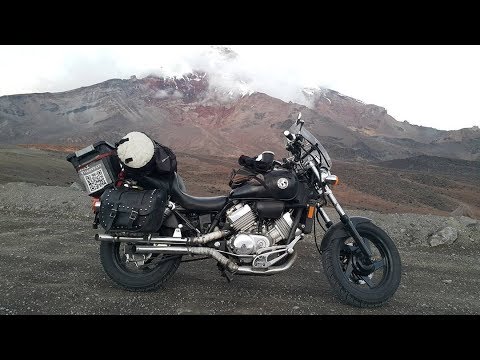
321,222,401,308
100,241,181,291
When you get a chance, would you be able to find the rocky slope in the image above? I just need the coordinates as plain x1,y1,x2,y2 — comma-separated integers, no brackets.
2,144,479,219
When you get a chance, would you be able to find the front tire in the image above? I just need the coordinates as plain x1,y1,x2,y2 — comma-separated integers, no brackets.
321,222,401,308
100,241,181,292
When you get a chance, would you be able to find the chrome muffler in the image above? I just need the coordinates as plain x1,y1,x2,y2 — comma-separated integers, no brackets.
95,234,187,244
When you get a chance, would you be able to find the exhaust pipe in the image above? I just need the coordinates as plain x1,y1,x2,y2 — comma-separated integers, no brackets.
134,245,239,273
236,253,297,275
98,232,296,275
134,245,189,254
187,230,230,245
95,230,229,245
95,234,188,244
134,245,298,275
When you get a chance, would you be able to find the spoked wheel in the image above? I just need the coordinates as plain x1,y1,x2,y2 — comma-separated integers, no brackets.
321,222,401,308
100,241,181,291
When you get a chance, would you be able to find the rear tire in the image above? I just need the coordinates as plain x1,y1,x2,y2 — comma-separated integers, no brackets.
100,241,181,292
321,222,401,308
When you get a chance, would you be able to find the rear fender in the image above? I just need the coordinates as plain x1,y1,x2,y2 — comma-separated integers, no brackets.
319,216,372,253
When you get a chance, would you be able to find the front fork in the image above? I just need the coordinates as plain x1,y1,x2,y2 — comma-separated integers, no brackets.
317,185,373,261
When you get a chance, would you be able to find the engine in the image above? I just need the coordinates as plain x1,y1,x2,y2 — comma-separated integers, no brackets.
225,203,301,260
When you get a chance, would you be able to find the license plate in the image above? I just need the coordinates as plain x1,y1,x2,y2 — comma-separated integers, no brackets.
78,162,112,194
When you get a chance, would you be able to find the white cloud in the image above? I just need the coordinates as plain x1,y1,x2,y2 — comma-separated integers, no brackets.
0,45,479,130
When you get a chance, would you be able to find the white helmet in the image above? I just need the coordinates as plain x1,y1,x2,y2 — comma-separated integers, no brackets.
116,132,155,169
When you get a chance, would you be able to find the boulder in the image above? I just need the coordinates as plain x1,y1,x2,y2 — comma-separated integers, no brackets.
428,227,458,247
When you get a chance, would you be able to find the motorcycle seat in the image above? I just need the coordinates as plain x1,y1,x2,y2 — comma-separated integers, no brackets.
134,172,228,212
170,173,228,212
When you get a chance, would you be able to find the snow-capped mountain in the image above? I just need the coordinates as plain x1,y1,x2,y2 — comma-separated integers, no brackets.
0,70,478,161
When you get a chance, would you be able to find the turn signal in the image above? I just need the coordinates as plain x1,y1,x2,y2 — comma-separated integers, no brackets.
307,205,315,219
91,197,101,213
325,175,339,186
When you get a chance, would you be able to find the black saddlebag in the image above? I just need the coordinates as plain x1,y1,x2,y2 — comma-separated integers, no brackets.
98,187,168,234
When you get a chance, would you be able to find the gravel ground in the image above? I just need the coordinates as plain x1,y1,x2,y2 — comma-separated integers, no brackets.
0,182,479,315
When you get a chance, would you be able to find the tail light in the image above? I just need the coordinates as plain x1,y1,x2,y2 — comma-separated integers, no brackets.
91,197,101,213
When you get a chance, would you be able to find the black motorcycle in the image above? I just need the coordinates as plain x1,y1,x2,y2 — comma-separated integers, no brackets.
68,113,401,308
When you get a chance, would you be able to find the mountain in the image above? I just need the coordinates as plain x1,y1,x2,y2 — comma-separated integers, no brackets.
304,87,480,160
0,71,479,162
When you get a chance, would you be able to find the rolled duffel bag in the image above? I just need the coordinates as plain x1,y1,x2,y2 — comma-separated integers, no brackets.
98,187,168,234
228,167,267,189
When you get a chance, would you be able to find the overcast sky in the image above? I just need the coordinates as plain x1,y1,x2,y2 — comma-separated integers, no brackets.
0,45,478,130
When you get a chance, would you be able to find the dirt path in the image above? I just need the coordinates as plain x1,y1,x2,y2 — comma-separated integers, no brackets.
0,183,479,315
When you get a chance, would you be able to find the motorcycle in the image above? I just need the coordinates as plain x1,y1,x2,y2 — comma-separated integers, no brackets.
73,113,401,308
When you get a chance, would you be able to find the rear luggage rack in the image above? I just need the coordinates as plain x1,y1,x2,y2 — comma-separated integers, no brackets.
66,141,121,196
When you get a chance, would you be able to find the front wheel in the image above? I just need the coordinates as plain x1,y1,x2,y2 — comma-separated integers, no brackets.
321,222,401,308
100,241,181,291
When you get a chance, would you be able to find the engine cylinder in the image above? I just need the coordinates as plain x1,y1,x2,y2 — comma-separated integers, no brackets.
267,212,299,243
226,204,256,231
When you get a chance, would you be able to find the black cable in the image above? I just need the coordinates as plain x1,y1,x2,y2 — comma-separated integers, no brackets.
316,211,327,233
313,209,321,254
313,209,327,255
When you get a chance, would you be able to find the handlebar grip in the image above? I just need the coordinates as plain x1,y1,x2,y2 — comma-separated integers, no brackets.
284,130,295,141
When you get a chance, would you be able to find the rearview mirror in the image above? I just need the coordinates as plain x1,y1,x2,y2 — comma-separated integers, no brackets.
296,112,304,128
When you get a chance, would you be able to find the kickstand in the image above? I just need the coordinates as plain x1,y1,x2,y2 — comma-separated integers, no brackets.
217,263,234,283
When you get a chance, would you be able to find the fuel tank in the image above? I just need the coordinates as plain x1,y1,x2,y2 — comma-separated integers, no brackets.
229,169,299,200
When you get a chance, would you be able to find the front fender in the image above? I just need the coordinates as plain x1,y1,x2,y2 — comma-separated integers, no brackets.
319,216,372,253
